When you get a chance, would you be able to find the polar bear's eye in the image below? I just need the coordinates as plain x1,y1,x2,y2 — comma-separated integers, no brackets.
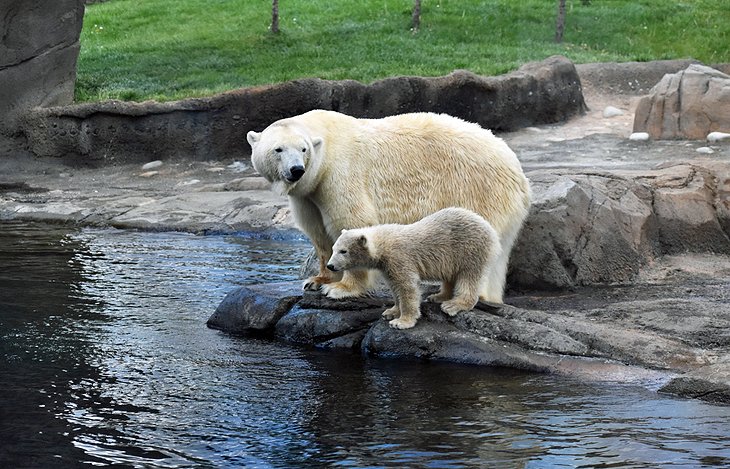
339,249,347,254
301,148,307,153
274,147,283,153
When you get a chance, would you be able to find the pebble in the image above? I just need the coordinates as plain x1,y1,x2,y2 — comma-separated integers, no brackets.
707,131,730,142
142,160,163,170
206,167,225,173
139,171,159,178
602,106,624,118
629,132,650,141
696,147,714,154
177,179,201,186
227,161,249,173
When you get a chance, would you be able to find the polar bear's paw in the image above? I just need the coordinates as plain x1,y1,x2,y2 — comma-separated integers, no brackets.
441,299,473,317
382,306,399,320
302,275,332,291
389,316,418,329
322,281,367,299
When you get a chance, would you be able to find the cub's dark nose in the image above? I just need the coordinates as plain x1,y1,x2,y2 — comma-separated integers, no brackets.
289,165,305,181
326,263,337,272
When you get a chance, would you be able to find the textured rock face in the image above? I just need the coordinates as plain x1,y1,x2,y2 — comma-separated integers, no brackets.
0,0,85,147
510,163,730,290
207,278,730,404
633,64,730,140
21,56,586,165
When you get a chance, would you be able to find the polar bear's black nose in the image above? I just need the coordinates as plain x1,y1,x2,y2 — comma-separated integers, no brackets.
326,263,337,272
289,165,305,181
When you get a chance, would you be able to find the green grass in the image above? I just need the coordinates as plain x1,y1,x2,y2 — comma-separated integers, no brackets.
76,0,730,102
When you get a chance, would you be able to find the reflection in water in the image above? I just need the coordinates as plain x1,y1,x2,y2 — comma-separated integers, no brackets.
1,221,729,468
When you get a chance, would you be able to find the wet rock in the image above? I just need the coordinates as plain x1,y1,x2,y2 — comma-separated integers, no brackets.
208,279,730,403
633,64,730,140
629,132,650,141
660,361,730,404
207,282,302,334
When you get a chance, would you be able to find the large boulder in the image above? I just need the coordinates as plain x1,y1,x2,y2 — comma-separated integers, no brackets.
509,162,730,290
21,56,586,165
0,0,85,154
633,64,730,140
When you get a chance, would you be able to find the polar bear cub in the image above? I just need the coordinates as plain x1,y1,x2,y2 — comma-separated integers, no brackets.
326,207,501,329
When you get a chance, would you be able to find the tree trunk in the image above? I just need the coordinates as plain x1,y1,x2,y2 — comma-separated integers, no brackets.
412,0,421,32
271,0,280,34
555,0,566,43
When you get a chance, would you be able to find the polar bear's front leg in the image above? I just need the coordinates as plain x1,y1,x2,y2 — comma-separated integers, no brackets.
302,250,339,291
387,274,421,329
322,269,370,299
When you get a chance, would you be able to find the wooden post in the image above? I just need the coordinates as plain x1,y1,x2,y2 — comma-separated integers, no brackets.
412,0,422,32
555,0,566,43
271,0,280,33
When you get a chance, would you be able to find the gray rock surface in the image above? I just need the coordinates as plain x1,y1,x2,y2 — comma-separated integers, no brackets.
20,56,586,166
208,274,730,403
634,64,730,139
0,0,85,154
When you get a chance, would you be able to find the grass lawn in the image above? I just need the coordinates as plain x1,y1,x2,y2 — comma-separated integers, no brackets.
76,0,730,102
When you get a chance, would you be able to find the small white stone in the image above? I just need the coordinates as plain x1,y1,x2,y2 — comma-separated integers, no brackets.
696,146,714,154
139,171,158,178
227,161,249,173
629,132,650,141
602,106,624,118
206,167,226,173
142,160,163,170
707,131,730,142
178,179,201,186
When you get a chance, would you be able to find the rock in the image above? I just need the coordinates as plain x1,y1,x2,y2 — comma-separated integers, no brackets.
139,171,158,178
696,147,714,154
20,56,586,165
708,131,730,142
629,132,650,141
633,64,730,140
0,0,85,154
659,361,730,404
509,162,730,290
602,106,624,118
208,278,730,403
141,160,163,170
206,282,302,334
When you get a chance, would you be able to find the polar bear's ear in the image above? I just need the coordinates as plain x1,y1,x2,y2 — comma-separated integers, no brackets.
341,229,348,234
312,137,323,151
358,235,367,247
247,131,261,146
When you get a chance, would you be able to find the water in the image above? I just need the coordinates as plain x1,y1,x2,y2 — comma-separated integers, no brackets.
1,221,729,468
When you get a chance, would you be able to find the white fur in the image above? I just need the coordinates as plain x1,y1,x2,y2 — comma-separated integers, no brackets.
248,110,531,303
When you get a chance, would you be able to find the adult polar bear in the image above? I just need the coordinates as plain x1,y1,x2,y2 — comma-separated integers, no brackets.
247,109,530,303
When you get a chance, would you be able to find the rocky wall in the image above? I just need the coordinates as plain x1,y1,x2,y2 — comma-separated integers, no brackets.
20,56,587,166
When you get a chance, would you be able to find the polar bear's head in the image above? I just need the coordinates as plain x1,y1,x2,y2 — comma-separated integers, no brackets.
247,123,323,195
327,229,376,272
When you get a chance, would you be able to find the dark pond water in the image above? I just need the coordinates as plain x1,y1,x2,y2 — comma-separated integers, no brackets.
1,221,730,468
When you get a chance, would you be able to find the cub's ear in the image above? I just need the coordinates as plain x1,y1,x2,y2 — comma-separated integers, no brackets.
358,235,367,247
247,131,261,146
312,137,323,151
341,229,348,234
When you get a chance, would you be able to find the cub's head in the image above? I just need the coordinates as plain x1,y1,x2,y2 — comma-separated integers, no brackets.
246,123,323,194
327,229,375,272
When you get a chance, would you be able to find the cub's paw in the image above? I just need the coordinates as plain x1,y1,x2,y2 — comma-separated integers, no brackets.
389,316,417,330
322,282,366,299
382,306,399,320
427,292,450,303
440,300,473,317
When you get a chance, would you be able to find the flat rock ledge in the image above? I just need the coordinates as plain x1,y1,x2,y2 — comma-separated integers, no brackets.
208,279,730,405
